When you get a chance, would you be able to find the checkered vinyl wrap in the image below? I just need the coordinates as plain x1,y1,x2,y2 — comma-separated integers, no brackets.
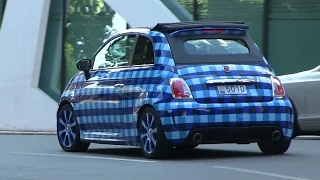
176,64,274,104
148,31,176,67
68,65,176,145
154,99,293,144
58,29,293,147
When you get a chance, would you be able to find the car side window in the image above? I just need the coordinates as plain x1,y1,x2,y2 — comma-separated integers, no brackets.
93,35,136,69
132,35,155,66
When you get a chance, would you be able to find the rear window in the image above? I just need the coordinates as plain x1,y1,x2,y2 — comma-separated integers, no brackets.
166,34,264,65
184,39,249,55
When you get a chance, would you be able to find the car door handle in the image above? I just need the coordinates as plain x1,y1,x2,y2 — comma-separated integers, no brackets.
114,84,124,88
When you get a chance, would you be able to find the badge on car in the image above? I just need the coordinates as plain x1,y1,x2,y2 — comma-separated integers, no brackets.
223,65,231,72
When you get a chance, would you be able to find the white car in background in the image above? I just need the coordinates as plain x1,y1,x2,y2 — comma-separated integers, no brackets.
279,65,320,138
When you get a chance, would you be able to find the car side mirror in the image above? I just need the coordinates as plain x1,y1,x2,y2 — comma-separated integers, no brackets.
76,58,92,71
76,59,91,80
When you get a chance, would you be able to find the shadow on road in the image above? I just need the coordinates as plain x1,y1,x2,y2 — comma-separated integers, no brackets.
169,148,266,160
85,146,294,160
86,147,143,158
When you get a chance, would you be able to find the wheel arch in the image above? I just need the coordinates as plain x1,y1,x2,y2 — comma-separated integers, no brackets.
287,96,299,122
137,104,155,124
287,95,301,136
57,100,75,118
136,104,157,143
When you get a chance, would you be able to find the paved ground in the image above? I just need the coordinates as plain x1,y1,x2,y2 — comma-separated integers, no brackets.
0,135,319,180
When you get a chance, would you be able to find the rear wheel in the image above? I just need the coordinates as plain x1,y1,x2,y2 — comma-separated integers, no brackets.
258,139,291,155
57,104,90,152
138,107,172,159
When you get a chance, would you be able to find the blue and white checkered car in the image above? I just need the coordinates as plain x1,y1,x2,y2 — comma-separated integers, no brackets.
56,21,294,159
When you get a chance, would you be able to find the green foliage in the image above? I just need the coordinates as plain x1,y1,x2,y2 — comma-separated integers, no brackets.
197,0,210,19
64,42,78,81
177,0,209,19
177,0,194,14
64,0,116,81
177,0,265,20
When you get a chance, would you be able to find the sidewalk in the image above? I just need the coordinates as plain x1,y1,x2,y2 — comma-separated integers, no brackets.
0,131,56,135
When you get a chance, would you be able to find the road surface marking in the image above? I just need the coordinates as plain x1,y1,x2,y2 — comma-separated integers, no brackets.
210,166,313,180
10,152,157,163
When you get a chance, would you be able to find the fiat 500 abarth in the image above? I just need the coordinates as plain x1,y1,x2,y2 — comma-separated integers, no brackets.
57,21,294,159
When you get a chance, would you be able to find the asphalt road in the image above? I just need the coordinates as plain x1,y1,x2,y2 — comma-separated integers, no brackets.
0,135,319,180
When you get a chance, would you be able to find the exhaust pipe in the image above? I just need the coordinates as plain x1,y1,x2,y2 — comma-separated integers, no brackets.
272,130,281,141
193,133,203,144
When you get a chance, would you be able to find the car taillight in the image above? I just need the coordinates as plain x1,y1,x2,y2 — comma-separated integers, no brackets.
170,78,193,99
271,76,285,97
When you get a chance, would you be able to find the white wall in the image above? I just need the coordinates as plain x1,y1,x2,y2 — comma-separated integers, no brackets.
104,0,180,27
0,0,179,132
0,0,56,132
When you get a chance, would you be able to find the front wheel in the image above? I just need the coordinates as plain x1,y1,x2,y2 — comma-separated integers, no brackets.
138,107,172,159
57,104,90,152
258,139,291,155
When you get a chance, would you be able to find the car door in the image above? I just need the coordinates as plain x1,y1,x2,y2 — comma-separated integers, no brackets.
305,66,320,129
78,34,137,141
124,35,155,139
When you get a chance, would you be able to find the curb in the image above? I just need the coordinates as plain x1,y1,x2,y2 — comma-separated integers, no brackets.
0,131,56,135
0,132,319,139
294,136,320,140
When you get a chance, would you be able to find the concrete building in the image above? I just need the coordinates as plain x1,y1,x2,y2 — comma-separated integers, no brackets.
0,0,319,132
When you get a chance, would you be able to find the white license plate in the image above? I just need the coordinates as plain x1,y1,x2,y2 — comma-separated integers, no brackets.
217,85,247,95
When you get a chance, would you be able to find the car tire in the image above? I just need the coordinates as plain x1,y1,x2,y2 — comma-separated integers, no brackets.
138,107,172,159
257,139,291,155
57,104,90,152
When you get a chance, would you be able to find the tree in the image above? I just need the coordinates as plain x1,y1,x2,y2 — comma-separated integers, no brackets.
64,0,116,82
177,0,209,19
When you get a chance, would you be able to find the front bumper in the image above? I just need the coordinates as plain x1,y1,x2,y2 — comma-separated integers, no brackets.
154,98,294,146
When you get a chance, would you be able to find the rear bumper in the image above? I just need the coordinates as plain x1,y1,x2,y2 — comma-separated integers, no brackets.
153,97,293,146
182,126,284,146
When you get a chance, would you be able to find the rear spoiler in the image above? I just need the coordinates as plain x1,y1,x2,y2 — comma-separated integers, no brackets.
152,21,249,34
